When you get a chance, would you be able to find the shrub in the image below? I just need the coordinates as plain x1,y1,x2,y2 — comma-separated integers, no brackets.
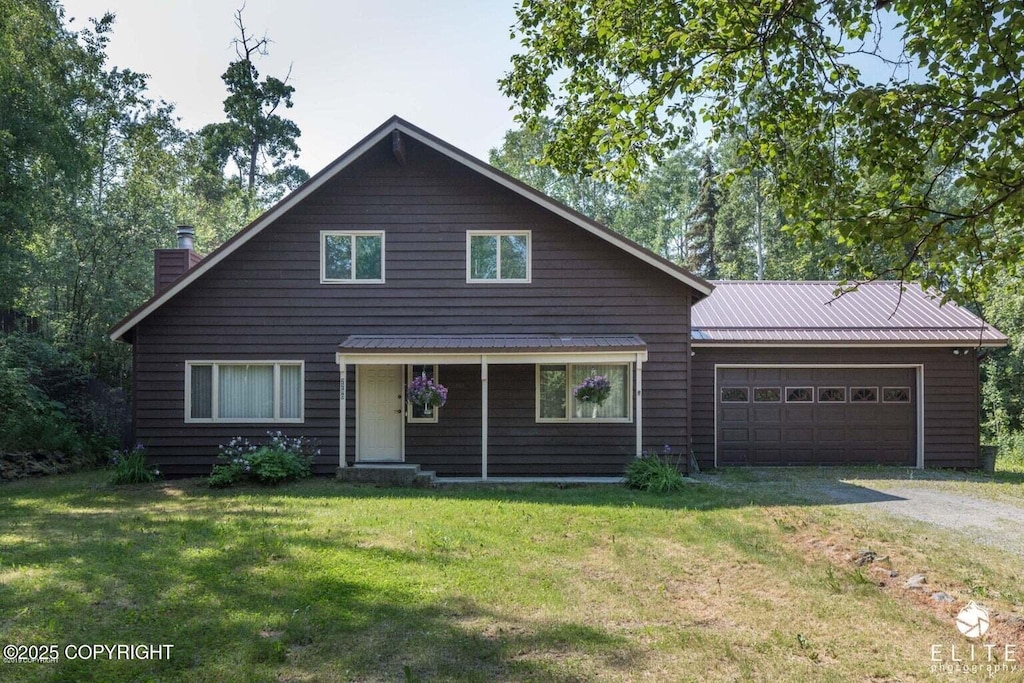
625,446,688,493
209,432,317,487
110,445,161,484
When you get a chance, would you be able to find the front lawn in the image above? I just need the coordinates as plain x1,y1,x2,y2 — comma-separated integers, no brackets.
1,471,1021,681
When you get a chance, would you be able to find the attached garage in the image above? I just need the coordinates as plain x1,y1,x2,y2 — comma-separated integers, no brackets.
690,282,1007,469
715,365,920,466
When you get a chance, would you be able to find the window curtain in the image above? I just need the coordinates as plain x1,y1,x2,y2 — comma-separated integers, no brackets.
571,364,628,419
279,365,302,419
190,365,213,419
219,365,274,419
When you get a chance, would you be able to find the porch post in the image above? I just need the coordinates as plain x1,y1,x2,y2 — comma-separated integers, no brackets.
338,357,347,468
635,354,643,458
481,355,488,480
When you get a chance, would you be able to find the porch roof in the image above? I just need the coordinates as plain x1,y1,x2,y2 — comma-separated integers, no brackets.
336,334,648,365
340,334,646,353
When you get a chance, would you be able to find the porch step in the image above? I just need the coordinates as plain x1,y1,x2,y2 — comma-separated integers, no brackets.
336,463,435,488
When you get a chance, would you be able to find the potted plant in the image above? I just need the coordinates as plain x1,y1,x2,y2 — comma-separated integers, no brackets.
574,374,612,417
407,373,448,416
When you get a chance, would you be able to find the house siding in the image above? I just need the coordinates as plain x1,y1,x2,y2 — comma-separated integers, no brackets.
691,346,981,469
133,135,693,477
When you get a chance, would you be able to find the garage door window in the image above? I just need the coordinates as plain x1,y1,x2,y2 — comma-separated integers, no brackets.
818,387,846,403
786,387,813,403
851,387,878,403
754,387,781,402
883,387,911,403
721,387,749,403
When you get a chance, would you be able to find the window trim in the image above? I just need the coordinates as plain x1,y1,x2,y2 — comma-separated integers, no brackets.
882,386,912,403
466,230,532,283
785,386,815,403
185,361,305,424
720,387,750,403
320,230,386,284
753,387,782,403
817,386,847,403
406,364,440,424
850,386,879,403
535,363,633,423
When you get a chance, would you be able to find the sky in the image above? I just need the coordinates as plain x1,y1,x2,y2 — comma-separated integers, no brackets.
59,0,522,175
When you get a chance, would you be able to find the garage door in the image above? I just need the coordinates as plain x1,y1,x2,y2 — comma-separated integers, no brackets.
716,367,917,466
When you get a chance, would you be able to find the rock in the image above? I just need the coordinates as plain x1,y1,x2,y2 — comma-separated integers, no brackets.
852,550,877,566
905,574,928,589
931,592,955,603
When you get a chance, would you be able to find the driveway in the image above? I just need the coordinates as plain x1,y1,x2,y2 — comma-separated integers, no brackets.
701,468,1024,558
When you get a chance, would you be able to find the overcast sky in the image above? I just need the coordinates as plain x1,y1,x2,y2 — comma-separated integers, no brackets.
59,0,521,174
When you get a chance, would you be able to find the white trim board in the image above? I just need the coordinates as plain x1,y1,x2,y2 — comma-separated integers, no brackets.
712,363,925,469
335,350,648,366
110,117,710,342
693,342,1004,348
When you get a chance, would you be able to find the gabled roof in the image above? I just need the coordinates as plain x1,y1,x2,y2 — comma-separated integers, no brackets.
692,281,1007,346
110,116,712,342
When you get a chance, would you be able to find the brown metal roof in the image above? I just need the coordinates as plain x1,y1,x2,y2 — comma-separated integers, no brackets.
339,334,647,353
692,281,1007,346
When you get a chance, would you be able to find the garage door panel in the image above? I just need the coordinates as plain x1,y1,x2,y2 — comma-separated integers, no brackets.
717,366,916,466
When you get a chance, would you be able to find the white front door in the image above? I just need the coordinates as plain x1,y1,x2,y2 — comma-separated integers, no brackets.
357,365,404,461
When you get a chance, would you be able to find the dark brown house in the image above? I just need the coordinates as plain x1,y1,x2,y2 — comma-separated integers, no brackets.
110,117,1006,477
111,117,712,478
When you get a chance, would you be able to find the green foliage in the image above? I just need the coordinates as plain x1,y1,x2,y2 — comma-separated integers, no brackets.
624,449,687,493
198,8,309,209
109,445,160,484
209,433,317,487
687,153,719,278
0,333,91,455
501,0,1024,300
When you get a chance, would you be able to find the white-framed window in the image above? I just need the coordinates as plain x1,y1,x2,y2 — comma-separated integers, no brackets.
466,230,531,283
753,387,781,403
786,387,814,403
321,230,385,283
817,386,847,403
407,364,439,424
185,361,304,423
851,387,879,403
721,387,750,403
536,363,632,422
882,387,911,403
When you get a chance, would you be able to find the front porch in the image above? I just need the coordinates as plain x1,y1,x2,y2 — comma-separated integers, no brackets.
336,335,649,479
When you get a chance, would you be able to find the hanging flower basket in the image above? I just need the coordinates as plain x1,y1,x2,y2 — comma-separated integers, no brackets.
407,373,448,415
573,374,611,406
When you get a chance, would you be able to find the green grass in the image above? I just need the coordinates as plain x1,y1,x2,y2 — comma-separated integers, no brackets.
0,471,1021,681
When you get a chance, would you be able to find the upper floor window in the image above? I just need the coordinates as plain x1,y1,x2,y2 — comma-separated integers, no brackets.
467,231,531,283
321,231,384,283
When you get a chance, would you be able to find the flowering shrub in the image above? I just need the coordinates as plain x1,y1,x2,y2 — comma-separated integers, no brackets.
624,445,687,493
209,431,319,487
110,444,161,484
573,374,612,405
407,373,448,408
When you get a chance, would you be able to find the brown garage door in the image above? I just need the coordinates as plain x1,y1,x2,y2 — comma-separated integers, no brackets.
716,367,916,466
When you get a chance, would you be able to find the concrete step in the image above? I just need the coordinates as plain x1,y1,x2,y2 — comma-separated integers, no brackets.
336,463,434,487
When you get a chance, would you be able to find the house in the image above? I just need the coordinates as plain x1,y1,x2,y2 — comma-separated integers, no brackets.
109,117,1006,477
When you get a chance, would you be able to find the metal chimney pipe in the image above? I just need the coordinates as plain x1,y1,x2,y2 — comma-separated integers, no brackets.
176,225,195,251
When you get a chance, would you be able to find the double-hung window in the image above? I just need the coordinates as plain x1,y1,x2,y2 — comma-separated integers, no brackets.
186,361,304,423
467,231,531,282
536,363,631,422
321,231,384,283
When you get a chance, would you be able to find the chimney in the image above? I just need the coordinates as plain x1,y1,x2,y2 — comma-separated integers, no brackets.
154,225,202,295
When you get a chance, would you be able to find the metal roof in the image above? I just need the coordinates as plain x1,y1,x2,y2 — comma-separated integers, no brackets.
692,281,1007,346
339,334,647,353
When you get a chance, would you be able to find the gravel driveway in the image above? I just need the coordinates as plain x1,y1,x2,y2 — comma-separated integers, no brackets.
702,468,1024,557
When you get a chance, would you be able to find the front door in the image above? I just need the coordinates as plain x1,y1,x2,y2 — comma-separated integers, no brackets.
357,365,404,461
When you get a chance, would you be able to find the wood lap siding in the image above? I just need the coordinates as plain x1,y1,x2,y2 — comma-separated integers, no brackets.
691,347,981,469
133,136,693,477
